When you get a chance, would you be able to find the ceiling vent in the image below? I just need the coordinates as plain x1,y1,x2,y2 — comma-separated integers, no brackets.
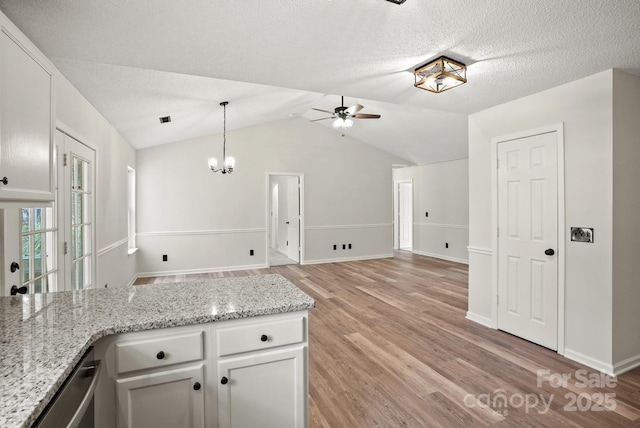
159,116,171,124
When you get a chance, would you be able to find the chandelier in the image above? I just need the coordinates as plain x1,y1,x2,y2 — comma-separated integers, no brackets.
208,101,235,174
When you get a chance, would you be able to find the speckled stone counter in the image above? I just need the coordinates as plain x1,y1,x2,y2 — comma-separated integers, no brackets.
0,274,314,428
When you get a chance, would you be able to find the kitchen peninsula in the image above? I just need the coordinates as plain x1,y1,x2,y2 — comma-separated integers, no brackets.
0,274,314,428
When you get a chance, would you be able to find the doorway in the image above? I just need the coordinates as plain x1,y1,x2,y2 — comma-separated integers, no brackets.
394,180,413,251
267,173,304,266
495,127,564,351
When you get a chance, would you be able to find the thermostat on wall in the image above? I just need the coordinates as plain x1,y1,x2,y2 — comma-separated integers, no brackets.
571,227,594,243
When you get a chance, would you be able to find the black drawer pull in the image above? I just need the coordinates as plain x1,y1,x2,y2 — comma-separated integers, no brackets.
221,376,229,385
260,334,268,342
193,382,201,391
156,351,165,360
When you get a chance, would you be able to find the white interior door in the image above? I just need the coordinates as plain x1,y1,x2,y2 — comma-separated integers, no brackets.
497,132,558,350
398,182,413,250
61,134,96,291
286,177,300,263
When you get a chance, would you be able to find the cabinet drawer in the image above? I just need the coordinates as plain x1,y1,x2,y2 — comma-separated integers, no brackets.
217,317,304,357
116,331,204,374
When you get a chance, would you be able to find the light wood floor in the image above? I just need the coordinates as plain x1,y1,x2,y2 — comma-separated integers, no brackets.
135,251,640,427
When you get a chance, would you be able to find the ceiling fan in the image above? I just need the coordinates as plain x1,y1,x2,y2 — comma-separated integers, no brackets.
310,96,381,131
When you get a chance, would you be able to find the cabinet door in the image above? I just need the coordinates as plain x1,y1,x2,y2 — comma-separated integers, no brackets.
0,27,53,201
217,346,307,428
116,365,205,428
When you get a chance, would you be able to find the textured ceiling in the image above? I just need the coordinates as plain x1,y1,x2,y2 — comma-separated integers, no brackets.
1,0,639,164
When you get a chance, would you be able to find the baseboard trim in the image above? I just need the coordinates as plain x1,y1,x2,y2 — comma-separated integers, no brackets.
412,250,468,265
465,312,493,328
136,263,269,278
563,348,614,375
612,353,640,376
302,253,393,265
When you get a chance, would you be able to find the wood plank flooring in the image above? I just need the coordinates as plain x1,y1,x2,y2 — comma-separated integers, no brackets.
135,251,640,427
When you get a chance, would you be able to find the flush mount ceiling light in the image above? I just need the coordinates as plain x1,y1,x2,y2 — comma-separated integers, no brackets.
207,101,235,174
414,56,467,93
385,0,407,4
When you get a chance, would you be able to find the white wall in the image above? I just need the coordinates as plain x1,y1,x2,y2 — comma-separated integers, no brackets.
136,117,406,275
612,70,640,371
468,70,615,372
393,159,469,264
56,74,137,288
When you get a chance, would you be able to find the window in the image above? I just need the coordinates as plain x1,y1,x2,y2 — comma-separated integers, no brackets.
21,207,57,293
127,166,137,253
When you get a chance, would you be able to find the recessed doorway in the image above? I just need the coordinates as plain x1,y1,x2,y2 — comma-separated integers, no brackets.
267,173,304,266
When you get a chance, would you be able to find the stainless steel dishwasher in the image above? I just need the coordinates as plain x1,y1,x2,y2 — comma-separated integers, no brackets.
33,346,101,428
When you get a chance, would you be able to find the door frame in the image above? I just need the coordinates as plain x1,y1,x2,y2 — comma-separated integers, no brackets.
491,123,566,355
56,121,98,291
266,172,305,266
393,179,413,250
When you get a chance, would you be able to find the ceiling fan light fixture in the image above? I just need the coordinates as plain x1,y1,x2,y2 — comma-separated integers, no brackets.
333,117,353,129
414,56,467,93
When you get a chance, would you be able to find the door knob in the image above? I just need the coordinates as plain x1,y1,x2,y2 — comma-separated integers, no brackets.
10,285,27,296
220,376,229,385
10,262,20,273
545,249,555,256
193,382,201,391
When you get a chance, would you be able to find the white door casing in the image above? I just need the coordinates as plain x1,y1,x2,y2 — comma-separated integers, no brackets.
497,131,558,350
286,177,300,263
60,131,96,291
398,182,413,250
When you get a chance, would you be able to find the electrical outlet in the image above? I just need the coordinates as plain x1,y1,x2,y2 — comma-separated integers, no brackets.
333,244,337,250
348,243,352,249
445,243,449,249
162,254,168,262
250,249,254,256
342,244,346,250
426,212,429,217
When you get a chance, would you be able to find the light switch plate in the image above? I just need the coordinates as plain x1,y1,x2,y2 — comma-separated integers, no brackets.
571,227,594,243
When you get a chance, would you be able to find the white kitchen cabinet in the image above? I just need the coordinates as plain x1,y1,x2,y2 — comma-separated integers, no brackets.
116,365,205,428
94,311,309,428
217,346,306,428
0,20,54,202
215,313,308,428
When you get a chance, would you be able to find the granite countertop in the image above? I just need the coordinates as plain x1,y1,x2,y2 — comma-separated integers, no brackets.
0,274,314,428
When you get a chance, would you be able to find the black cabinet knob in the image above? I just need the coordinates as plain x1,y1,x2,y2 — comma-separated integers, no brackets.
545,249,555,256
10,285,27,296
220,376,229,385
260,334,268,342
193,382,201,391
10,262,20,273
156,351,165,360
1,177,8,185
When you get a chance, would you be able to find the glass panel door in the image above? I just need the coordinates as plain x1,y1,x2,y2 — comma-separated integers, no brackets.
61,132,95,291
70,154,92,290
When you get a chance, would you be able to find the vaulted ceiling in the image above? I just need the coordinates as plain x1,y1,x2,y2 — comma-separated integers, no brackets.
1,0,639,165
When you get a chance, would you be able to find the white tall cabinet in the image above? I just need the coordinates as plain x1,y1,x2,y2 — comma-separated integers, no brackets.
0,18,54,202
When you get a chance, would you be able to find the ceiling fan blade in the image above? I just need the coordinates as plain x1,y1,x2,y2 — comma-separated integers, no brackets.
353,113,381,119
309,117,333,122
312,108,336,114
345,104,364,115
